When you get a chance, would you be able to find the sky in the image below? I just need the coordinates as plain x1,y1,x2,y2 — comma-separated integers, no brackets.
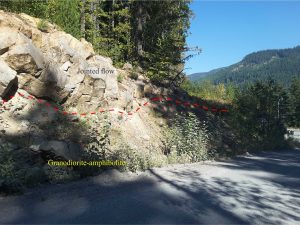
185,1,300,75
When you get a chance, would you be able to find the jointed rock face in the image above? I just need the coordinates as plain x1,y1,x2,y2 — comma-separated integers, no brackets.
0,11,167,177
0,10,119,112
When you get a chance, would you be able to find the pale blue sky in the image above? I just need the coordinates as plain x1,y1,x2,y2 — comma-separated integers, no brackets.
185,1,300,74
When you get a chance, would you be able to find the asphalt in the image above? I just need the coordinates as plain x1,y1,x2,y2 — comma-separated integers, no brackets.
0,149,300,224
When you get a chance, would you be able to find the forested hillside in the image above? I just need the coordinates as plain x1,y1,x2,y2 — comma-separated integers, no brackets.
191,46,300,87
0,0,196,84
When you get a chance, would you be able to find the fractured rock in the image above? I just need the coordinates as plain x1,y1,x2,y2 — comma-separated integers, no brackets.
0,58,17,97
5,41,45,74
0,28,18,55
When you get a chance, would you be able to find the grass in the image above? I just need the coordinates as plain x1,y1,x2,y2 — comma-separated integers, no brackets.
129,71,139,80
37,19,49,32
117,74,123,83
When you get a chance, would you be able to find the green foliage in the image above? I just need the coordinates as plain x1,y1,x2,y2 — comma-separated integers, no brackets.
0,144,23,194
287,77,300,127
117,73,123,83
181,79,236,103
163,112,211,163
110,143,166,172
0,0,81,38
1,0,193,83
137,0,192,83
47,0,81,38
0,0,48,18
197,46,300,88
232,79,288,150
37,19,49,32
129,71,139,80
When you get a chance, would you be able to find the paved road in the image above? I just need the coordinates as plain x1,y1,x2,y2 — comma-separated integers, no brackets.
1,149,300,224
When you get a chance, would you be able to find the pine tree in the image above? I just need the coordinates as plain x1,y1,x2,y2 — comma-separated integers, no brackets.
138,0,192,84
288,77,300,127
47,0,81,39
0,0,193,82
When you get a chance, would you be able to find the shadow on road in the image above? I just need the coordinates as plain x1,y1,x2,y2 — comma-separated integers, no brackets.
1,150,299,224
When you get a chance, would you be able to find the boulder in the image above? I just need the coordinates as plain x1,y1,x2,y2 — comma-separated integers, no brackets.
122,62,133,70
144,84,154,97
39,62,68,88
134,81,145,99
48,33,94,62
18,74,69,102
65,63,86,89
137,75,145,81
66,75,106,113
81,63,118,100
92,79,106,98
121,90,133,112
0,28,18,55
89,55,113,65
60,61,72,72
5,41,45,74
104,75,118,100
39,141,82,160
0,58,17,97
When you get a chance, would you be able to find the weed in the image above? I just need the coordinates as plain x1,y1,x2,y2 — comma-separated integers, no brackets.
129,71,139,80
37,19,49,32
117,74,123,83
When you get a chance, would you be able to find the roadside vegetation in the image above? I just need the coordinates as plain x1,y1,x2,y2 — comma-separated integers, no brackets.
182,77,300,152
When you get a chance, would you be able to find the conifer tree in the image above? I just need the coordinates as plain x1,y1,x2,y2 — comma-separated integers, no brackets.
47,0,81,39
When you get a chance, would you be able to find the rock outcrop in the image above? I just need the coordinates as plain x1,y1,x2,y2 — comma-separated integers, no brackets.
0,10,118,112
0,58,17,97
0,10,168,185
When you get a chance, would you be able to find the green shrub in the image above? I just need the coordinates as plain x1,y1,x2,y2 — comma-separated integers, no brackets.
129,71,139,80
37,19,49,32
117,74,123,83
0,144,23,194
163,112,211,163
110,144,142,172
232,79,288,151
109,143,167,172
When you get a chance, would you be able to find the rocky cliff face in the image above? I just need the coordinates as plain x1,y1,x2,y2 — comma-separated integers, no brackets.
0,10,119,112
0,10,170,185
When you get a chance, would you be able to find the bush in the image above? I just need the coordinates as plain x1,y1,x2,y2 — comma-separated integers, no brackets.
129,71,139,80
163,112,211,163
181,80,236,104
117,74,123,83
37,19,49,32
109,142,167,172
0,144,23,194
232,79,288,151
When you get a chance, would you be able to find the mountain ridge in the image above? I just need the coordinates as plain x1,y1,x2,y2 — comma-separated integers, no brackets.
189,45,300,86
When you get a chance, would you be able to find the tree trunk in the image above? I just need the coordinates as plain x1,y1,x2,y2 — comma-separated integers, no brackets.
111,0,115,30
91,0,97,31
80,0,86,38
137,2,143,58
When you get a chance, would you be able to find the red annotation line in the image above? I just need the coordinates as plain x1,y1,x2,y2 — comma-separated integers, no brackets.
0,93,229,120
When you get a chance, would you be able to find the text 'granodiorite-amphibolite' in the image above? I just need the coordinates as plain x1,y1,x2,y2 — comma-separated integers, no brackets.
48,160,127,167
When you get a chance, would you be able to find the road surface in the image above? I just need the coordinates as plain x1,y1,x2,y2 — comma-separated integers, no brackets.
1,149,300,224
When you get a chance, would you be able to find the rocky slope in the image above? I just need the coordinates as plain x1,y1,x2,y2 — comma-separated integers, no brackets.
0,10,173,190
0,11,235,194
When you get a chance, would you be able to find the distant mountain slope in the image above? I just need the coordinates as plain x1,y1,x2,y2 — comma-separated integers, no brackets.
188,68,225,81
188,72,209,81
192,46,300,87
